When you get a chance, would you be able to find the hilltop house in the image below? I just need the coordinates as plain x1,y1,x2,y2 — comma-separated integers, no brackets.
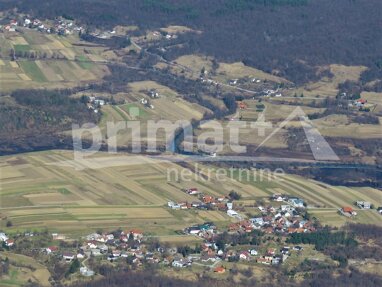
340,206,357,217
288,198,305,208
356,201,371,209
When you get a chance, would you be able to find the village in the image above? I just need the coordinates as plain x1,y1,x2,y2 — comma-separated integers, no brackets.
1,183,380,279
0,188,317,278
1,15,84,36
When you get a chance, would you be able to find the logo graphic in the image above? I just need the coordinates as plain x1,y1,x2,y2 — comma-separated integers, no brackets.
47,107,339,170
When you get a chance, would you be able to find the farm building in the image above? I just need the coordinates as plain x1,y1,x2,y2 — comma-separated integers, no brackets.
340,206,357,217
356,201,371,209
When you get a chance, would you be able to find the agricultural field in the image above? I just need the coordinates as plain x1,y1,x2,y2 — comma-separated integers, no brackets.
94,81,209,147
157,54,288,85
215,62,289,84
239,100,326,122
0,29,110,91
311,115,382,139
1,150,381,238
286,64,368,98
190,101,327,152
0,252,51,287
361,91,382,113
0,150,246,236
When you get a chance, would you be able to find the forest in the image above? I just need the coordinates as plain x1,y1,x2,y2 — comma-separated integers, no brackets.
23,265,382,287
0,89,99,155
1,0,381,85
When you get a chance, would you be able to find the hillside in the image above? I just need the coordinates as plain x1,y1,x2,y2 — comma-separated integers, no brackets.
2,0,381,85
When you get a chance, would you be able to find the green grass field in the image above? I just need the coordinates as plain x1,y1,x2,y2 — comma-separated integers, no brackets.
14,44,31,53
18,61,47,82
0,29,110,91
76,55,94,70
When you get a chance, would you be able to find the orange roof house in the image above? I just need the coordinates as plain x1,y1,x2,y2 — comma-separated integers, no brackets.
214,266,226,273
203,195,214,204
356,99,367,104
238,102,247,110
342,207,353,213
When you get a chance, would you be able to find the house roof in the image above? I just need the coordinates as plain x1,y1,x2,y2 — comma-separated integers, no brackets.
343,206,353,213
214,266,225,273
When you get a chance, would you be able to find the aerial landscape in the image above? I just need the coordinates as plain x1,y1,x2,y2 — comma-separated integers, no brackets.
0,0,381,286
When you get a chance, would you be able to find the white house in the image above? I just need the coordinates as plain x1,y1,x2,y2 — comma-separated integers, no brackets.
227,210,238,217
63,252,75,262
356,201,371,209
250,217,264,226
172,258,190,268
288,198,305,208
0,233,9,242
80,267,95,277
168,201,181,209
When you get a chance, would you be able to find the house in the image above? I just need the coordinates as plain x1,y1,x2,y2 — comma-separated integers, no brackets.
378,207,382,214
203,195,214,204
168,201,180,209
229,79,238,85
0,233,9,242
52,233,66,240
280,247,290,255
356,201,371,209
226,202,233,210
238,102,247,110
356,99,367,105
272,194,284,202
288,198,305,208
257,256,272,265
293,246,303,251
130,229,143,241
112,250,121,257
77,253,85,259
187,226,201,235
272,256,281,265
94,99,105,106
201,254,218,262
191,201,202,208
186,188,200,195
80,267,95,277
250,217,265,227
46,246,59,254
172,258,190,268
249,249,258,256
239,251,251,261
63,252,75,262
86,233,102,241
5,239,14,247
281,205,294,212
214,266,226,274
90,248,102,256
227,210,238,217
288,227,305,234
341,206,357,217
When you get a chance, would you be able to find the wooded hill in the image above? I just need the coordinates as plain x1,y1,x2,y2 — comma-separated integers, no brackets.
2,0,382,85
